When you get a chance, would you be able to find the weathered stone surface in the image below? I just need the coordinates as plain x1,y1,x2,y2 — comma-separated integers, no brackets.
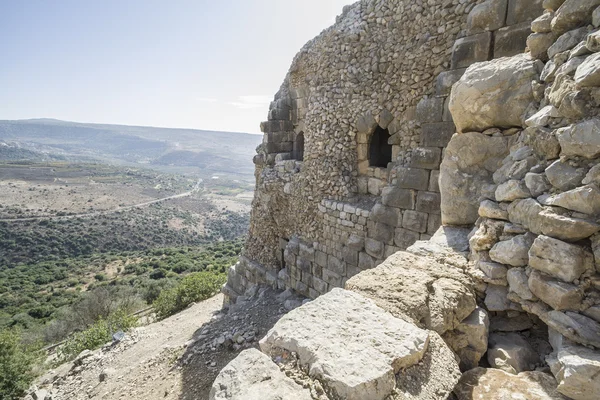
440,132,510,225
529,235,593,282
545,185,600,215
523,126,561,160
467,0,507,35
529,270,583,311
507,0,544,25
490,313,535,332
209,349,313,400
449,54,541,133
551,0,600,35
382,186,415,209
525,172,552,197
469,219,505,251
478,200,509,220
410,147,442,170
451,32,492,69
528,32,558,60
260,289,430,400
548,27,588,58
454,368,567,400
495,179,531,202
494,22,533,58
488,332,541,373
489,233,535,267
443,307,489,371
552,342,600,400
346,251,475,335
486,284,519,312
479,261,508,281
416,97,444,123
545,160,586,191
508,267,536,300
532,11,554,33
556,119,600,159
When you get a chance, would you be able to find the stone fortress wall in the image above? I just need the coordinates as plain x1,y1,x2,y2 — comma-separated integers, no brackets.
224,0,545,301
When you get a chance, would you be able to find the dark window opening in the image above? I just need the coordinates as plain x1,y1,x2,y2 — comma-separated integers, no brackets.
294,132,304,161
280,249,286,269
369,126,392,168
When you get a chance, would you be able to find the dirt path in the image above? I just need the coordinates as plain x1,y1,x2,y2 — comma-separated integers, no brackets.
33,288,298,400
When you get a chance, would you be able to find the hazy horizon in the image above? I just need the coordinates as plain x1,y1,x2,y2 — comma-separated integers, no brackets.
0,0,353,134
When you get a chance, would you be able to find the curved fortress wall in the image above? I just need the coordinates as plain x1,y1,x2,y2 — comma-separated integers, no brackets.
224,0,544,302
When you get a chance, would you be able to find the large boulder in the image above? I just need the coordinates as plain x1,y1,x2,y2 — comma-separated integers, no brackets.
209,349,313,400
345,251,476,335
548,341,600,400
259,288,431,400
449,54,542,133
487,332,541,374
454,368,568,399
552,0,600,35
440,132,511,225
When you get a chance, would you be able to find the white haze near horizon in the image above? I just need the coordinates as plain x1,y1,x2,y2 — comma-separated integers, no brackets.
0,0,354,134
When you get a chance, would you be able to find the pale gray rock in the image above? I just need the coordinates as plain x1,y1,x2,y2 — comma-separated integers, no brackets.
585,30,600,52
544,185,600,215
529,270,583,311
487,332,540,374
440,132,511,225
546,311,600,348
478,200,509,220
525,105,561,127
551,0,600,35
528,32,558,60
490,313,535,332
556,119,600,159
525,173,552,197
455,367,567,399
478,261,508,280
583,164,600,185
209,349,313,400
545,160,586,191
449,54,542,133
552,342,600,400
489,233,536,267
548,27,589,58
575,53,600,87
529,235,594,282
469,219,505,251
508,267,536,300
522,126,561,160
260,289,430,400
532,12,554,33
443,307,489,371
495,179,531,202
594,5,600,27
485,284,519,312
467,0,508,35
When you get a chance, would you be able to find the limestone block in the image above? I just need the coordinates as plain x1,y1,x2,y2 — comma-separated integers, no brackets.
508,198,600,241
395,167,429,190
368,177,384,196
545,311,600,348
557,120,600,159
529,270,583,310
416,191,441,214
454,368,566,400
490,233,536,267
586,30,600,52
346,251,476,334
467,0,507,35
528,32,557,60
532,11,555,33
402,210,428,234
416,97,444,123
487,332,541,373
507,0,544,25
490,314,535,332
382,186,415,209
479,261,508,281
595,5,600,27
525,172,552,197
478,200,509,220
429,170,440,193
545,160,586,191
365,238,385,259
342,246,358,266
494,22,532,58
421,122,456,147
443,307,490,371
260,289,430,400
209,349,313,400
495,179,531,202
370,203,401,226
451,32,493,70
543,0,566,12
440,132,510,225
450,54,542,133
485,284,519,311
394,228,421,250
529,235,593,282
346,234,364,252
552,342,600,400
358,251,376,270
551,0,600,35
410,147,441,170
507,267,536,300
548,27,589,58
322,269,342,287
545,185,600,215
435,69,467,96
327,255,346,276
427,213,442,235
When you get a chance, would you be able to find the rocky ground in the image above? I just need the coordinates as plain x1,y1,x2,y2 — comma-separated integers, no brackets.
27,288,302,400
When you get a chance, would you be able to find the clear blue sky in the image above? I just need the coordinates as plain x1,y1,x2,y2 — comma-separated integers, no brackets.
0,0,353,134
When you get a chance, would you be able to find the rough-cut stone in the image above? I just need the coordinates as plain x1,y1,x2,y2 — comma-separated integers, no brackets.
468,0,507,35
494,22,533,58
478,200,509,220
556,119,600,159
529,270,583,311
487,332,541,374
469,219,505,251
451,32,492,69
346,251,475,335
449,54,541,133
545,160,586,191
529,235,593,282
552,342,600,400
507,0,544,25
209,349,313,400
260,289,430,400
547,27,589,58
485,284,518,312
495,179,531,202
490,313,535,332
489,233,535,267
382,186,415,209
551,0,600,35
528,32,558,60
532,11,554,33
545,185,600,215
454,368,567,400
508,267,536,300
443,307,489,371
525,172,552,197
523,126,561,160
440,132,510,225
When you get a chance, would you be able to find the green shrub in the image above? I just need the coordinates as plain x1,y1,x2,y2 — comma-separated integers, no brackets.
56,309,137,363
153,272,225,320
0,329,41,400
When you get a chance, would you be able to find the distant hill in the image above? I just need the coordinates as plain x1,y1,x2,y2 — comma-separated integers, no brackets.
0,119,262,178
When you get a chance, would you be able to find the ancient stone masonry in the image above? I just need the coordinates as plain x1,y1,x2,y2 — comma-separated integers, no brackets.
224,0,545,302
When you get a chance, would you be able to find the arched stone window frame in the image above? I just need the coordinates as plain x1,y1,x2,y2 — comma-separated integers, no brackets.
293,131,305,161
356,110,396,176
